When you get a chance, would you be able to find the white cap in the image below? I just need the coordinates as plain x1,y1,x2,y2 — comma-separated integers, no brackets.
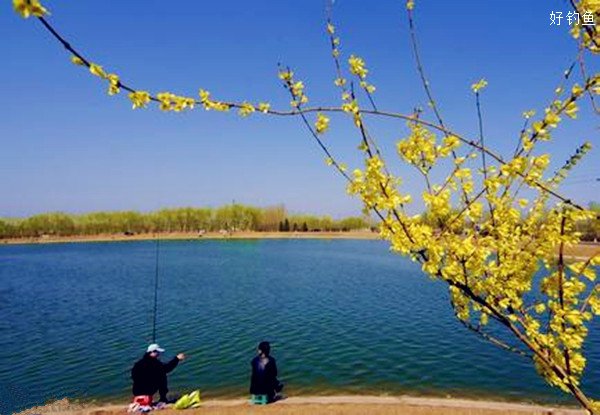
147,343,165,353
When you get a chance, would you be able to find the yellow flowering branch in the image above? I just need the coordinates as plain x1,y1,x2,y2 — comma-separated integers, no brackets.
569,0,600,52
576,46,600,114
13,1,600,411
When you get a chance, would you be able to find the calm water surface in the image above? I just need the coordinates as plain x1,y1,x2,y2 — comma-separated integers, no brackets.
0,239,598,414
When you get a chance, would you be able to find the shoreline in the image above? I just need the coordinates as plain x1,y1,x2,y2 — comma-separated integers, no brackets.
0,231,380,246
15,395,584,415
1,232,598,259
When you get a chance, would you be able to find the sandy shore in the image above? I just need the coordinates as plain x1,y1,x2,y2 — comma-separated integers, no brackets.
1,232,598,260
14,395,584,415
563,242,600,260
0,231,379,245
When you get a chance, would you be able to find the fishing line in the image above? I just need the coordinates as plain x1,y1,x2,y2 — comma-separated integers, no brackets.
152,235,160,343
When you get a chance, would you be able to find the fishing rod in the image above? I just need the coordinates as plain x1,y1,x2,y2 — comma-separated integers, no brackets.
152,235,160,343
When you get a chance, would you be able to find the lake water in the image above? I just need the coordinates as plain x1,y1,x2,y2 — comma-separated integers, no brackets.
0,239,598,414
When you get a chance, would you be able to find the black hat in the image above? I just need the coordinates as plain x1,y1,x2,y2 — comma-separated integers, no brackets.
258,341,271,356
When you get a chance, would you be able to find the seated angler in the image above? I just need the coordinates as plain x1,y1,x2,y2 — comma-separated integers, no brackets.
131,343,186,405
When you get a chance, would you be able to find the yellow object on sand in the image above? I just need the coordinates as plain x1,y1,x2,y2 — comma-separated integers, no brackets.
173,390,201,410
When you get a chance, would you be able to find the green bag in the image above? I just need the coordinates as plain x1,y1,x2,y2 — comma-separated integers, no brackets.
173,390,201,410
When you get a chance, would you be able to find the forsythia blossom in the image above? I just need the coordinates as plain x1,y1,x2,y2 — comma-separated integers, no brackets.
258,102,271,113
471,78,488,93
128,91,151,109
89,63,107,79
71,56,85,66
13,0,47,18
107,74,120,96
315,113,330,134
238,102,255,117
348,55,368,79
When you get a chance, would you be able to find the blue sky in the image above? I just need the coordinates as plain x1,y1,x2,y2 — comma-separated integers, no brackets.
2,0,598,218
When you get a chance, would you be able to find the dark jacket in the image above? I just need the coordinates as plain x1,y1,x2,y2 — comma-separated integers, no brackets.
131,353,179,400
249,355,278,397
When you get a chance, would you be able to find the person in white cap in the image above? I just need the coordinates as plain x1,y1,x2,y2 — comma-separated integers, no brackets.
131,343,186,403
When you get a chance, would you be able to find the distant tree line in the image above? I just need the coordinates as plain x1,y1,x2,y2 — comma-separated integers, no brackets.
0,204,373,238
4,202,597,241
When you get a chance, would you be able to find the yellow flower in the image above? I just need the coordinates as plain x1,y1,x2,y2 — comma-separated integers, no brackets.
291,81,304,97
291,95,308,108
171,96,195,112
533,154,551,169
71,56,85,66
544,111,561,128
315,113,330,134
211,102,231,112
156,92,175,111
348,55,368,79
289,79,308,107
564,101,578,119
471,78,488,93
455,168,471,179
327,23,335,35
571,84,584,97
107,74,120,96
360,81,376,94
406,0,415,10
13,0,48,18
468,202,483,219
518,199,529,208
342,100,359,114
183,97,196,110
532,121,548,137
89,63,107,79
128,91,151,109
334,78,347,87
278,70,294,82
442,135,460,150
463,181,474,194
522,110,535,119
239,102,255,117
198,89,229,112
199,89,210,103
258,102,271,113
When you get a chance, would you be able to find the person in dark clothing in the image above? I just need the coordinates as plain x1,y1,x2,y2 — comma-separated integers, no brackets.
249,341,282,403
131,343,186,403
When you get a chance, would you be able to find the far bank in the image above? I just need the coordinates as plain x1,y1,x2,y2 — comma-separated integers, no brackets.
0,230,379,246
